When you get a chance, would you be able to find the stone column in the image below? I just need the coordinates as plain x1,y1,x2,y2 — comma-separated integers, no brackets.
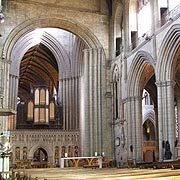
156,81,176,160
75,77,79,129
135,96,143,161
66,79,69,130
8,75,18,110
154,108,159,160
177,100,180,145
81,49,90,156
58,79,63,104
166,81,176,159
126,95,143,162
126,97,133,159
62,79,66,130
156,81,164,160
93,49,98,151
68,78,72,129
8,75,13,108
130,97,136,160
82,48,104,157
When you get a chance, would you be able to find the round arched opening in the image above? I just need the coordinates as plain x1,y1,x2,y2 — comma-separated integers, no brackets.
33,148,48,162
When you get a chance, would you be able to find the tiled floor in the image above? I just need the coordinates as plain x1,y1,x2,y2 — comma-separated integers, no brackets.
15,167,180,180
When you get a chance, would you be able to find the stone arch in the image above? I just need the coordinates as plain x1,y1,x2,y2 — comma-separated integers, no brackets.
143,109,155,127
112,64,120,82
126,50,155,161
127,50,156,97
2,16,102,61
156,24,180,81
155,24,180,160
2,15,105,113
9,31,71,78
2,16,103,78
28,142,53,161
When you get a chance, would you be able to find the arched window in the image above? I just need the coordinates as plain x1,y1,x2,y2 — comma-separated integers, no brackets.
34,86,49,124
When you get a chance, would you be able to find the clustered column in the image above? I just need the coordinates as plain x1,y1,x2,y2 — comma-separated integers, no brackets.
8,74,18,111
59,76,80,130
156,80,176,160
126,95,143,161
82,48,103,156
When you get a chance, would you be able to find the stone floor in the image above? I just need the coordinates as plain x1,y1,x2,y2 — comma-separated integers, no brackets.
15,167,180,180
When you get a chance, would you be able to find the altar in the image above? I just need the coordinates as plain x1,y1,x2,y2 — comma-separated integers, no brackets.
60,156,102,168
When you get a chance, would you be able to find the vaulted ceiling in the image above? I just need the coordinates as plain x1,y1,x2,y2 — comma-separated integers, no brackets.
17,28,87,101
19,43,58,100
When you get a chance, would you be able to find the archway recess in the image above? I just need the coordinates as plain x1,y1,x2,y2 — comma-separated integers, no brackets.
126,50,156,162
156,24,180,160
2,15,108,158
3,16,103,60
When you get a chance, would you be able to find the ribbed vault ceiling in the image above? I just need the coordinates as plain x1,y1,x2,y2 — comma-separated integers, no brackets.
19,43,58,100
18,28,86,101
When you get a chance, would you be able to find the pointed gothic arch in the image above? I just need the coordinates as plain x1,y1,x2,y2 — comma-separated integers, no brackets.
127,50,155,96
1,15,107,158
156,24,180,81
28,142,53,161
155,24,180,160
2,16,102,60
126,50,156,161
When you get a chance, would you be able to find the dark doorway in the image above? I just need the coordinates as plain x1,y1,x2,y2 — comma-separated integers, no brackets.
33,148,48,162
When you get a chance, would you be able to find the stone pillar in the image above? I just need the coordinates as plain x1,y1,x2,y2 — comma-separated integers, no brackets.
81,49,90,156
166,81,176,159
126,95,143,162
8,74,18,110
59,76,81,130
156,80,176,160
75,77,79,130
82,48,104,157
93,49,98,151
126,98,133,159
154,108,159,160
156,82,164,160
97,48,102,154
135,96,143,161
62,79,66,130
89,48,94,155
130,97,136,160
58,79,63,104
68,78,72,129
177,100,180,146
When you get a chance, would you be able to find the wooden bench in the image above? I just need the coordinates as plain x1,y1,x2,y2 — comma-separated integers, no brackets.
83,165,99,169
136,160,180,169
136,162,154,169
127,159,136,168
171,164,180,170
